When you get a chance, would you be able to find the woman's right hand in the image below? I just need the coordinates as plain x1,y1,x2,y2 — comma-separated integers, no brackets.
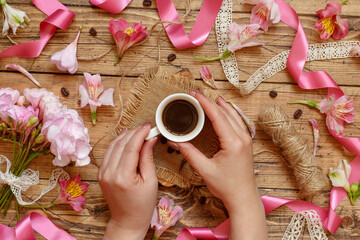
168,90,267,239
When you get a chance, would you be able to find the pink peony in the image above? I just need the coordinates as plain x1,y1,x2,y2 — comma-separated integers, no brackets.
79,72,114,125
54,174,89,211
228,23,264,52
315,1,349,40
0,88,20,105
23,88,48,109
151,196,183,239
50,30,80,74
249,0,280,31
109,19,148,65
319,95,355,135
39,91,67,123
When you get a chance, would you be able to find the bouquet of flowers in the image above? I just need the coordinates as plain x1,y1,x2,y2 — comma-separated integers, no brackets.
0,87,91,216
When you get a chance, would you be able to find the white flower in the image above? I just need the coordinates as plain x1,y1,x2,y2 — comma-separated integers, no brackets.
1,0,30,36
329,159,351,192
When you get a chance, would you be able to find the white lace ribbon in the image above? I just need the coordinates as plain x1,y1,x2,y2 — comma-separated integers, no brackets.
215,0,360,96
0,154,69,205
283,210,328,240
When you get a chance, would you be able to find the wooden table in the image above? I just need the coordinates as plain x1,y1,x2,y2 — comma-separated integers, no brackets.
1,0,360,239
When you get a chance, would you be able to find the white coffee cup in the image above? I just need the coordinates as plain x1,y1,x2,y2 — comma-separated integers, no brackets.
145,93,205,142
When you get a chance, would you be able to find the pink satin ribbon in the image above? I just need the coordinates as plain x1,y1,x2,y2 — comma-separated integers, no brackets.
177,0,360,238
156,0,223,50
0,0,74,58
89,0,132,14
0,212,76,240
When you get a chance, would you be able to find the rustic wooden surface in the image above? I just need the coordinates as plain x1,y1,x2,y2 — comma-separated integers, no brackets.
1,0,360,239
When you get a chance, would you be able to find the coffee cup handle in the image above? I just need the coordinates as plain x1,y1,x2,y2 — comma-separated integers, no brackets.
145,127,161,140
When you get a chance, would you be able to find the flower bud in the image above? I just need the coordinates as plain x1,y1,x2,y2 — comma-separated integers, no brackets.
351,183,358,195
35,134,44,144
26,115,38,128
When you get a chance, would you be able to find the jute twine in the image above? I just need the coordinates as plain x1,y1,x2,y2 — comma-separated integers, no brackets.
258,105,330,201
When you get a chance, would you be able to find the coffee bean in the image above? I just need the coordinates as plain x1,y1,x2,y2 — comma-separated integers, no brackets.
294,109,302,119
143,0,152,6
199,196,206,205
160,136,167,144
61,87,69,97
176,150,180,154
269,90,278,98
167,146,175,154
89,28,97,36
167,53,176,61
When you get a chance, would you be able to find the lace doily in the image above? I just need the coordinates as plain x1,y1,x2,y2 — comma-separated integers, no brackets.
283,210,328,240
215,0,360,96
0,154,69,205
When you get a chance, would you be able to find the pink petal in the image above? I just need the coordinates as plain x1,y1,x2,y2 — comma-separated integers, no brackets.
269,0,281,23
159,196,172,210
75,156,90,166
200,66,217,89
98,88,115,106
316,1,342,19
250,2,270,31
69,196,86,211
332,15,349,40
78,85,89,108
151,208,159,227
168,205,183,226
350,46,360,57
326,115,344,136
5,64,41,87
309,119,320,156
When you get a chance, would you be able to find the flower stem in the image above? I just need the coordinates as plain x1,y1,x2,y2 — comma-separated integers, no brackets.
195,49,232,62
152,236,159,240
2,194,13,217
91,111,97,125
114,56,120,66
288,100,319,108
341,0,349,6
15,202,20,222
20,202,57,209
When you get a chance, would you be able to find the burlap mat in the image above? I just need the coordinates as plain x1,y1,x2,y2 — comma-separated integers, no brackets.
115,67,220,188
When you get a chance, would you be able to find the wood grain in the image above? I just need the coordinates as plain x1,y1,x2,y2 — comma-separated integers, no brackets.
1,0,360,239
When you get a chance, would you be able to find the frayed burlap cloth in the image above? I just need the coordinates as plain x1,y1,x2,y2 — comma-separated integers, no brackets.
115,67,220,188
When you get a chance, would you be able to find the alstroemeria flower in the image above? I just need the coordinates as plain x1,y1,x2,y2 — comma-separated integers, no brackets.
319,95,354,135
200,66,217,89
50,30,81,74
289,95,354,136
315,1,349,40
249,0,281,31
0,0,30,36
350,45,360,57
54,174,89,211
151,196,183,240
329,160,351,192
309,119,319,156
109,19,148,65
79,72,115,125
228,23,264,52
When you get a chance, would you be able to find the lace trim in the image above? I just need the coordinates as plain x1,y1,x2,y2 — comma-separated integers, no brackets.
215,0,360,95
283,210,328,240
0,154,69,205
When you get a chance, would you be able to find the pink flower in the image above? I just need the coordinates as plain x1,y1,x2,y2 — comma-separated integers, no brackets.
151,196,183,239
23,88,48,109
39,91,67,122
250,0,280,31
109,19,148,65
50,30,80,74
0,88,20,105
54,174,89,211
9,105,39,130
79,72,114,125
309,119,320,156
200,66,217,89
319,95,355,135
5,64,41,87
350,45,360,57
228,23,264,52
41,111,91,167
315,1,349,40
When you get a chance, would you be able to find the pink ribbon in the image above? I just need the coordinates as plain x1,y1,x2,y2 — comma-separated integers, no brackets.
89,0,132,14
0,212,76,240
156,0,223,50
0,0,74,58
177,0,360,238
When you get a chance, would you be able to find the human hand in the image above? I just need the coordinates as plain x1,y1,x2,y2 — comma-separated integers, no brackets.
168,90,267,239
98,123,158,240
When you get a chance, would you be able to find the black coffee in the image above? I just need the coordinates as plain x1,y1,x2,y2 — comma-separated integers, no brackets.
162,100,198,135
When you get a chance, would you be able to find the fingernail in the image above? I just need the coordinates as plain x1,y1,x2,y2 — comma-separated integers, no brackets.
218,96,227,104
141,122,151,128
168,141,179,150
189,89,196,97
120,128,127,134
